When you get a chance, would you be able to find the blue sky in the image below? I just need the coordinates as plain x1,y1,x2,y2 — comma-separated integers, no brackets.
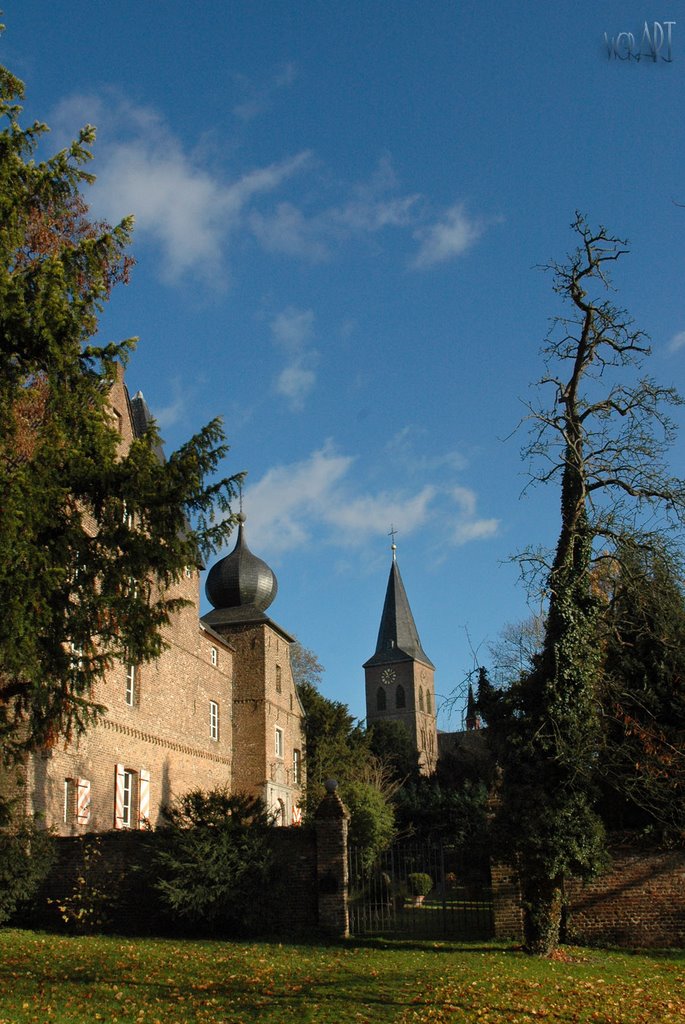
5,2,684,726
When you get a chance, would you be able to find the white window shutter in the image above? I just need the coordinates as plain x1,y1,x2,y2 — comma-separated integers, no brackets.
139,768,151,827
76,778,91,824
114,764,126,829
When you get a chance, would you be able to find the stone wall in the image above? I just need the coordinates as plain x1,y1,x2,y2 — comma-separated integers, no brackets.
491,845,685,948
490,861,524,941
564,846,685,948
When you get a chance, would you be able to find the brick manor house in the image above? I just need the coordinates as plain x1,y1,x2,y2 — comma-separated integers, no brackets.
15,370,306,835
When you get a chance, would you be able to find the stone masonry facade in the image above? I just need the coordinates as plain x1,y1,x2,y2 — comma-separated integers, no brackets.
17,368,305,835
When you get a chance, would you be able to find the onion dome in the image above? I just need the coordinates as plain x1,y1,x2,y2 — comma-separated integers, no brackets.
205,513,277,612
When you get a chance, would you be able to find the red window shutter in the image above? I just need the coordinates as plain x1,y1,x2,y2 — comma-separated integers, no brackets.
76,778,91,824
139,768,151,827
114,764,126,829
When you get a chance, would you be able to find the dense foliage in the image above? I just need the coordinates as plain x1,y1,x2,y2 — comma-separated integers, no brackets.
0,815,54,924
153,789,274,935
0,61,243,760
597,540,685,838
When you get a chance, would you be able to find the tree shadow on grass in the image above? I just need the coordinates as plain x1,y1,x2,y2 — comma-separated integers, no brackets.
347,936,517,954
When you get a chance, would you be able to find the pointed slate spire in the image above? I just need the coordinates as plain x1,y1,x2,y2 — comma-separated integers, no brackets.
363,557,434,669
465,682,481,731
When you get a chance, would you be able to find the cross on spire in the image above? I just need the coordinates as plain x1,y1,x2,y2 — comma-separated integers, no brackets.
388,524,398,560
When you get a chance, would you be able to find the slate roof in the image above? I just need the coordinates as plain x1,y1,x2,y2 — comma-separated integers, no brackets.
363,558,434,669
205,518,278,614
129,389,166,462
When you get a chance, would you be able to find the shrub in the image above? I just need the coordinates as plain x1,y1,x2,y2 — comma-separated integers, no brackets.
153,788,274,935
342,779,395,872
407,872,433,897
47,835,123,934
0,819,55,924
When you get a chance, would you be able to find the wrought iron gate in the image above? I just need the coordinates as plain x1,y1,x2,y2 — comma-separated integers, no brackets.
348,839,494,940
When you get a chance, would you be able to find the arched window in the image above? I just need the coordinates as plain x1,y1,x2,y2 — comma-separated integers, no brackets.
396,684,406,709
377,687,387,711
418,687,424,712
425,691,432,714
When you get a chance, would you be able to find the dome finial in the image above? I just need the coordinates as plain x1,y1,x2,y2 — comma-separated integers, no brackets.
388,524,398,561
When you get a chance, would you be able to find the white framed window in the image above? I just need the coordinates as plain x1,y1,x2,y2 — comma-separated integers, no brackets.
125,664,137,706
210,700,219,741
184,565,193,579
211,646,218,667
64,779,74,823
115,765,149,829
293,749,301,785
70,643,84,675
121,769,134,828
275,726,284,758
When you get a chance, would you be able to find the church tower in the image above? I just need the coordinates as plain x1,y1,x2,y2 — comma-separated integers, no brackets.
363,541,438,774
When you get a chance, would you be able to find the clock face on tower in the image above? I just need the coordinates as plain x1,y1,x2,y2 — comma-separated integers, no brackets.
381,667,397,686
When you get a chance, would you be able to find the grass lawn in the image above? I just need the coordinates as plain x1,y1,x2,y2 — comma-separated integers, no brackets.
0,930,683,1024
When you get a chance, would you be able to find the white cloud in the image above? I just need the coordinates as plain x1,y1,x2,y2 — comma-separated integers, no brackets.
450,486,499,545
52,92,311,286
250,202,330,261
386,426,467,475
51,96,490,282
271,308,315,351
232,63,298,121
331,194,419,232
668,330,685,353
326,487,436,536
239,443,498,558
153,392,187,431
276,365,317,408
244,443,354,553
249,155,421,261
94,139,310,284
412,202,484,269
271,307,319,410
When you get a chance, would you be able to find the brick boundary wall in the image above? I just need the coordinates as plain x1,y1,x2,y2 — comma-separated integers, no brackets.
564,846,685,948
490,861,524,942
491,845,685,948
18,793,351,940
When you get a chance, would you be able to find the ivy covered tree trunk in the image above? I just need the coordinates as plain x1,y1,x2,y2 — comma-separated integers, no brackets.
480,216,684,955
521,874,564,956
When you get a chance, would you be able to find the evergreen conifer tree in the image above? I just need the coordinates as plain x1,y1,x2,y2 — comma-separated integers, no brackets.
0,60,242,761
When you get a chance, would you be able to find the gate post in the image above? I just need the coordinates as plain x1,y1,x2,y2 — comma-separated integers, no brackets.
491,861,524,941
314,779,350,939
